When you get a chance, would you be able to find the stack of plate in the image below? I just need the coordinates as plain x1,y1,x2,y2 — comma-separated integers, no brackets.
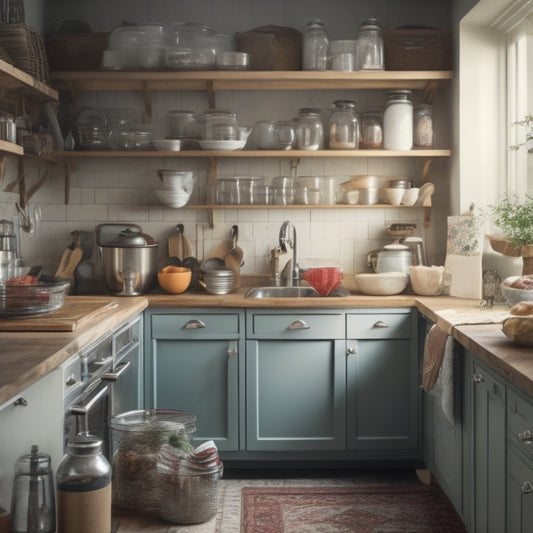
202,269,235,295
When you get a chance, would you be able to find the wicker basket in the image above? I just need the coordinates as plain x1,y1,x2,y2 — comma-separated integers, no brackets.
45,33,108,71
235,25,302,70
0,24,50,82
383,29,452,71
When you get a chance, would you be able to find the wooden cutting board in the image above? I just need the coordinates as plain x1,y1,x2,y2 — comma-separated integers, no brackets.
0,298,118,332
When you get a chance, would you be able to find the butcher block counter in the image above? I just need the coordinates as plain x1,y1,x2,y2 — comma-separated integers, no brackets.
1,285,531,403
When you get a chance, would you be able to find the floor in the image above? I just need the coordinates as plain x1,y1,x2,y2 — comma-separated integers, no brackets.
111,468,432,533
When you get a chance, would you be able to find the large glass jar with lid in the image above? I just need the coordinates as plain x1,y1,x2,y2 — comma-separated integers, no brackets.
328,100,359,149
295,108,324,150
302,19,329,71
355,18,384,70
201,109,238,140
360,111,383,149
413,104,434,148
383,90,413,150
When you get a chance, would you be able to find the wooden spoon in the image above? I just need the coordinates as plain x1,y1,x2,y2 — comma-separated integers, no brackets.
224,225,244,289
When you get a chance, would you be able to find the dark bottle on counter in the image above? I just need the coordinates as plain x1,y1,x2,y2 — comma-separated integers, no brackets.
56,434,111,533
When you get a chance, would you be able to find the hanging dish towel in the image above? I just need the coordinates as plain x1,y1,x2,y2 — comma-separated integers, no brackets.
422,324,455,424
444,214,484,299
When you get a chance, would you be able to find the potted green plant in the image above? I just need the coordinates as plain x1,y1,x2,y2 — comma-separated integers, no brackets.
487,193,533,275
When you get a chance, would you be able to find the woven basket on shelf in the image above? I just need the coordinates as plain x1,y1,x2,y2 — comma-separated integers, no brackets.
0,24,50,82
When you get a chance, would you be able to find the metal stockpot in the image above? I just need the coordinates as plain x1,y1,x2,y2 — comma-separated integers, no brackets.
99,228,158,296
368,243,412,275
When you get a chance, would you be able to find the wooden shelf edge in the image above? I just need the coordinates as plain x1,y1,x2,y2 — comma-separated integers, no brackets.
185,203,431,209
0,58,58,101
51,149,452,158
0,139,23,156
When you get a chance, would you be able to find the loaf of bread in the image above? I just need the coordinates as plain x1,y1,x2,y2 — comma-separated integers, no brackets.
502,316,533,346
510,301,533,316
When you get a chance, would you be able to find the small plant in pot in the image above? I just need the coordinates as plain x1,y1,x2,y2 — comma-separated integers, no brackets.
487,193,533,275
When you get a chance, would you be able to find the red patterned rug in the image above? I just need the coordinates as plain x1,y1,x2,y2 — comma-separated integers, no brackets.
241,484,467,532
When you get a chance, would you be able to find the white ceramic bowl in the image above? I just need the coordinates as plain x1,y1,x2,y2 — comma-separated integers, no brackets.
157,169,194,190
410,265,445,296
199,140,246,151
380,187,404,205
154,188,192,208
401,188,420,206
353,272,409,296
153,139,184,151
502,275,533,306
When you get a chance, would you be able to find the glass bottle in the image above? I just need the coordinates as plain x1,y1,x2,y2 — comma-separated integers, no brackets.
302,19,329,71
295,108,324,150
328,100,359,149
413,104,434,148
355,18,384,70
56,434,112,533
383,90,413,150
360,111,383,149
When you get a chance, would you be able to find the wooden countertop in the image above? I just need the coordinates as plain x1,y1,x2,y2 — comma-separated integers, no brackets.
0,284,529,405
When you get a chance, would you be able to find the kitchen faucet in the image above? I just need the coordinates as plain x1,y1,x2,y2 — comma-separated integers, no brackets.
278,220,299,286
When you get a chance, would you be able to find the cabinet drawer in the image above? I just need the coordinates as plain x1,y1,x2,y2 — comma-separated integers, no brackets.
508,388,533,462
346,311,413,339
247,311,344,339
151,312,241,339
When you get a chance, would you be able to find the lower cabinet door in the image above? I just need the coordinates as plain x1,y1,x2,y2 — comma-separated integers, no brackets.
346,338,419,451
146,337,241,451
246,338,346,451
507,444,533,533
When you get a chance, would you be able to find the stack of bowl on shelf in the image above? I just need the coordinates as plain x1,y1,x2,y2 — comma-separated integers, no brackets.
155,170,194,208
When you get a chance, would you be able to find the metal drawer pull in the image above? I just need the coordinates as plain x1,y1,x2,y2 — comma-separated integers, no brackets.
184,319,207,330
288,319,310,330
373,321,389,328
518,430,533,443
101,361,131,381
227,345,238,357
70,385,109,416
347,346,357,355
521,481,533,494
13,397,28,407
472,374,484,383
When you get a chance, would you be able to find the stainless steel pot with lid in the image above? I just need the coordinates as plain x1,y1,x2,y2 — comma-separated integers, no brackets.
368,243,412,275
97,225,158,296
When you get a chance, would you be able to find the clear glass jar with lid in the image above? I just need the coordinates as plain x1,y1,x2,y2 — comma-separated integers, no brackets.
201,109,238,140
355,18,384,70
328,100,359,149
383,90,413,150
295,108,324,150
360,111,383,149
413,104,434,148
302,19,329,71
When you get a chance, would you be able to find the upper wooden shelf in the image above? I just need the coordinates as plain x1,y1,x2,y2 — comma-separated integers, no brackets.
49,70,453,92
51,149,452,159
0,58,58,102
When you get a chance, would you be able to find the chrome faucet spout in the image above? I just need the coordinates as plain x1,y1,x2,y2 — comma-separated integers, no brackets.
279,220,299,286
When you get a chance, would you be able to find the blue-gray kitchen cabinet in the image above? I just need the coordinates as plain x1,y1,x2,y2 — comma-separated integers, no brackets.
346,309,421,455
245,309,346,452
463,352,506,533
506,387,533,533
143,308,245,451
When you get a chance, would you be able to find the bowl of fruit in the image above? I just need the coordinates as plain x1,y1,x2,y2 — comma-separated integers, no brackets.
0,274,71,316
502,275,533,307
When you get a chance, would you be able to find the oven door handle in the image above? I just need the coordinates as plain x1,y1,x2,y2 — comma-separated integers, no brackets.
101,361,131,382
69,383,110,416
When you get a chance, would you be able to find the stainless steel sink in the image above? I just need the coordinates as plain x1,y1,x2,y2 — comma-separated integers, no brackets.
243,286,349,298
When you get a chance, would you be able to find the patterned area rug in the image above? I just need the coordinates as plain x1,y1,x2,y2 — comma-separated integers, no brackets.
240,484,467,533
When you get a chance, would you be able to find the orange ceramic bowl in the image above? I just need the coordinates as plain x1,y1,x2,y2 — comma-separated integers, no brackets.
158,266,192,294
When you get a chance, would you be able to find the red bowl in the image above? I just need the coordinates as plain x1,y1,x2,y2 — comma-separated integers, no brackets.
302,267,342,296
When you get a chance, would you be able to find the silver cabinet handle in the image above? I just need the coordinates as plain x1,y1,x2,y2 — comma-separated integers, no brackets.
13,397,28,407
521,481,533,494
102,361,131,381
227,342,238,357
288,319,310,330
184,319,206,330
347,346,357,355
70,384,109,416
519,430,533,443
373,320,389,328
472,374,484,383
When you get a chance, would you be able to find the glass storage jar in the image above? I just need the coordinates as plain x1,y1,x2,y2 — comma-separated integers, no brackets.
328,100,359,149
302,19,329,71
413,104,434,148
56,434,112,533
295,108,324,150
355,18,384,70
202,109,238,140
359,111,383,149
383,90,413,150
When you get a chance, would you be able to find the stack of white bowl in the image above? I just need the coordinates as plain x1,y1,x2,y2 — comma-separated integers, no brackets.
155,170,194,208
